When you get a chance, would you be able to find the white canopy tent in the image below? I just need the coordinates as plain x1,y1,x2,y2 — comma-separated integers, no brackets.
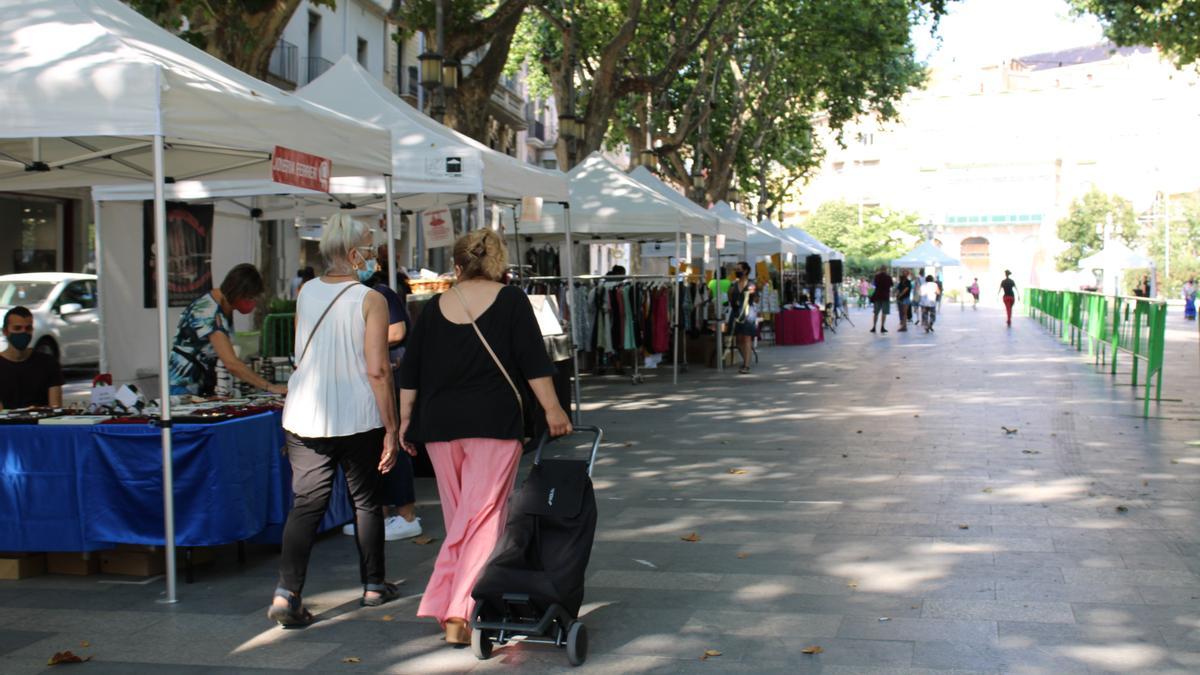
892,240,962,268
1078,241,1155,297
0,0,393,603
778,223,842,261
627,166,741,242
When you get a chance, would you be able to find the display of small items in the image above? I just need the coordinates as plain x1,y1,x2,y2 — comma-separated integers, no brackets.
218,356,293,397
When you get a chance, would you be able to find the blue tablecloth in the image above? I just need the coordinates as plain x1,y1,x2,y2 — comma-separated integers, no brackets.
0,411,351,552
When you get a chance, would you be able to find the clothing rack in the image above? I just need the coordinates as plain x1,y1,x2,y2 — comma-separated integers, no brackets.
520,273,688,387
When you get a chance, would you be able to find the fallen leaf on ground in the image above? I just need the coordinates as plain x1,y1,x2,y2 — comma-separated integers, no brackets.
1171,459,1179,464
913,414,920,418
622,441,633,447
701,649,722,660
856,430,862,434
801,646,824,655
728,468,748,475
736,552,749,559
1116,505,1129,513
380,615,394,622
342,657,361,664
842,454,849,458
412,535,437,545
681,532,701,542
79,641,89,648
1142,480,1149,487
47,651,89,666
1001,426,1018,435
958,524,969,530
847,581,858,588
982,488,994,494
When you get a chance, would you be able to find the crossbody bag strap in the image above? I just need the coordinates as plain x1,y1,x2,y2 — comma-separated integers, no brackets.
297,282,357,365
451,286,524,419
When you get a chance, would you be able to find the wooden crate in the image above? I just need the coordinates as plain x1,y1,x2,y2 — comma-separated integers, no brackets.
46,552,103,576
0,553,47,580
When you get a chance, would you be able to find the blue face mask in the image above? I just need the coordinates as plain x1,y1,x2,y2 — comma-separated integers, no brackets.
357,259,378,283
7,332,32,351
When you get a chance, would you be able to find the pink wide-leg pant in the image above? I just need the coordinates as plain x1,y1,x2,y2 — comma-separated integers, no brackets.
417,438,523,626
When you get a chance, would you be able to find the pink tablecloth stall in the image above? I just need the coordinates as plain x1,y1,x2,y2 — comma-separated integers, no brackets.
775,308,824,345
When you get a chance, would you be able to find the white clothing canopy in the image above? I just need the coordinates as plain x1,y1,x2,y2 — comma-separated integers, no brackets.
778,223,842,261
530,153,717,238
627,166,740,241
1077,241,1154,270
892,240,961,268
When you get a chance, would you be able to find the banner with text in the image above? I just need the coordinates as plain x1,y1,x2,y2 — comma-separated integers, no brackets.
271,146,331,193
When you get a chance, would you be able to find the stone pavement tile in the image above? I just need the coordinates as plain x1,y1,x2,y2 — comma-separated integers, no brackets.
0,608,167,634
1135,585,1200,606
681,609,843,639
588,569,723,591
875,523,996,538
995,580,1142,604
715,573,854,597
0,629,55,658
837,617,997,643
911,640,1089,673
998,619,1166,647
993,551,1125,570
923,598,1076,624
1061,567,1200,588
1071,602,1200,628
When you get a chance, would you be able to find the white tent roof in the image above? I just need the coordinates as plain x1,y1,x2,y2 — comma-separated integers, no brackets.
1078,241,1154,270
526,153,717,238
760,219,824,259
778,222,842,261
298,57,568,204
892,240,961,267
627,166,740,241
711,202,801,258
0,0,391,191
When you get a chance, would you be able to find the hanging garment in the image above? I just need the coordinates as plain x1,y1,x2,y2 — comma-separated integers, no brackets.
652,289,671,354
622,285,637,351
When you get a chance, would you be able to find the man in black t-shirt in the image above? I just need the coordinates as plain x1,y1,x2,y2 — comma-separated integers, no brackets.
870,266,893,334
0,306,63,409
895,271,913,331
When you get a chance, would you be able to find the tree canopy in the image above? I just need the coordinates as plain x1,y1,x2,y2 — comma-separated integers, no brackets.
1054,187,1139,271
802,200,922,266
1071,0,1200,67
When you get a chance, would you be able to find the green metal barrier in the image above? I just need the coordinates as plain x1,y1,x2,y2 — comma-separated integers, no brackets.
261,313,295,358
1026,289,1165,417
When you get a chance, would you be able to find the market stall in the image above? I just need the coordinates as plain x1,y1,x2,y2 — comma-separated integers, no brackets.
0,0,392,600
523,153,719,384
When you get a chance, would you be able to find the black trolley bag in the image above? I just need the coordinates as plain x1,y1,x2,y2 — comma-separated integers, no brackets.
470,425,603,666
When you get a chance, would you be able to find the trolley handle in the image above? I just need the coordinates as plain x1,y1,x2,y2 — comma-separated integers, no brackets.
533,425,603,476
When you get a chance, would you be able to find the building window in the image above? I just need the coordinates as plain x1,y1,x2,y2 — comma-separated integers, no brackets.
0,195,66,274
961,236,990,259
357,37,368,67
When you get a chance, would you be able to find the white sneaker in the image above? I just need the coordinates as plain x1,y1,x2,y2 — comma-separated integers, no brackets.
384,516,422,541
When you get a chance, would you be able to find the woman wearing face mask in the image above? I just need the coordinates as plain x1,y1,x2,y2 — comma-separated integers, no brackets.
167,263,287,396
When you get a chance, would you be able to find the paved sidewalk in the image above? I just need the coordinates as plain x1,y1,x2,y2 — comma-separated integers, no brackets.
1,305,1198,673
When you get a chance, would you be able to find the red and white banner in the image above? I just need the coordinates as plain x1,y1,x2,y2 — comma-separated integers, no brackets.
422,206,455,249
271,146,331,192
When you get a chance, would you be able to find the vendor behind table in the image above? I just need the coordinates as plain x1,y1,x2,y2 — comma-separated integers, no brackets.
0,305,64,410
167,264,287,397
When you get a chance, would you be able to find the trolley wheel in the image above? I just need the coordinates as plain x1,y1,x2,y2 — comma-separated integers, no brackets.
566,621,588,666
471,628,493,660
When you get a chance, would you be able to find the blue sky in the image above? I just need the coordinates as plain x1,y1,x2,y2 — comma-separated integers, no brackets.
914,0,1106,67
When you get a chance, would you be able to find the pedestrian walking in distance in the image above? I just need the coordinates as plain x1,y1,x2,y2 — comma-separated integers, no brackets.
270,214,407,628
869,266,893,334
999,269,1019,326
399,229,572,646
919,274,939,332
1183,277,1197,320
968,278,980,309
895,270,913,332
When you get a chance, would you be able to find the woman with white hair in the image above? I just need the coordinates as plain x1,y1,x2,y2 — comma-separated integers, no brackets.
268,214,410,627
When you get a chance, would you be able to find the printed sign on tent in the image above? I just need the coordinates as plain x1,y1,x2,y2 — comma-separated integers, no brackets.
422,206,455,249
271,146,331,193
519,196,543,223
142,201,214,308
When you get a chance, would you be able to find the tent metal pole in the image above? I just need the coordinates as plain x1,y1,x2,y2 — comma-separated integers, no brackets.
673,228,680,386
153,134,178,604
562,203,581,424
385,175,397,291
476,191,486,231
93,195,108,374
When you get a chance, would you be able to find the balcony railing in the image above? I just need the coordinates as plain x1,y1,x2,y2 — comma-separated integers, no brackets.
267,39,298,86
305,56,334,84
528,119,546,141
489,79,527,130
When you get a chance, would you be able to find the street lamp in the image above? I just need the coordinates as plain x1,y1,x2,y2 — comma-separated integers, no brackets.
639,149,655,170
418,51,443,89
727,187,740,204
441,59,460,92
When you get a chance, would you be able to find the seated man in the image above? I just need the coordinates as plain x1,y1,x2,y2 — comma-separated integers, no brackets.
0,306,63,409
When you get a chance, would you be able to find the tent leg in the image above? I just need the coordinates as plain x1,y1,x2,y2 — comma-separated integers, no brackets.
563,203,582,424
476,191,486,231
674,230,681,386
385,175,397,291
153,135,178,605
93,195,108,374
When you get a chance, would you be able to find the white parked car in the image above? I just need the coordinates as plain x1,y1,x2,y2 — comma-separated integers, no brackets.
0,273,100,366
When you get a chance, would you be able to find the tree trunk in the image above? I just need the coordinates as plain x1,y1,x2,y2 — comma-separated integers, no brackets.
442,4,525,142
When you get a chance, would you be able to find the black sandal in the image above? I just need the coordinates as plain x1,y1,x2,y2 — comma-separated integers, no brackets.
361,581,401,607
268,588,315,629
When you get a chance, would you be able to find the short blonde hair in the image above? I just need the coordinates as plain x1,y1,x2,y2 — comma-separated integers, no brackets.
321,213,371,268
453,229,507,281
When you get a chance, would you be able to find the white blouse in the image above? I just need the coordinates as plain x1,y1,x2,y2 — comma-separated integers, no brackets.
281,279,383,438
